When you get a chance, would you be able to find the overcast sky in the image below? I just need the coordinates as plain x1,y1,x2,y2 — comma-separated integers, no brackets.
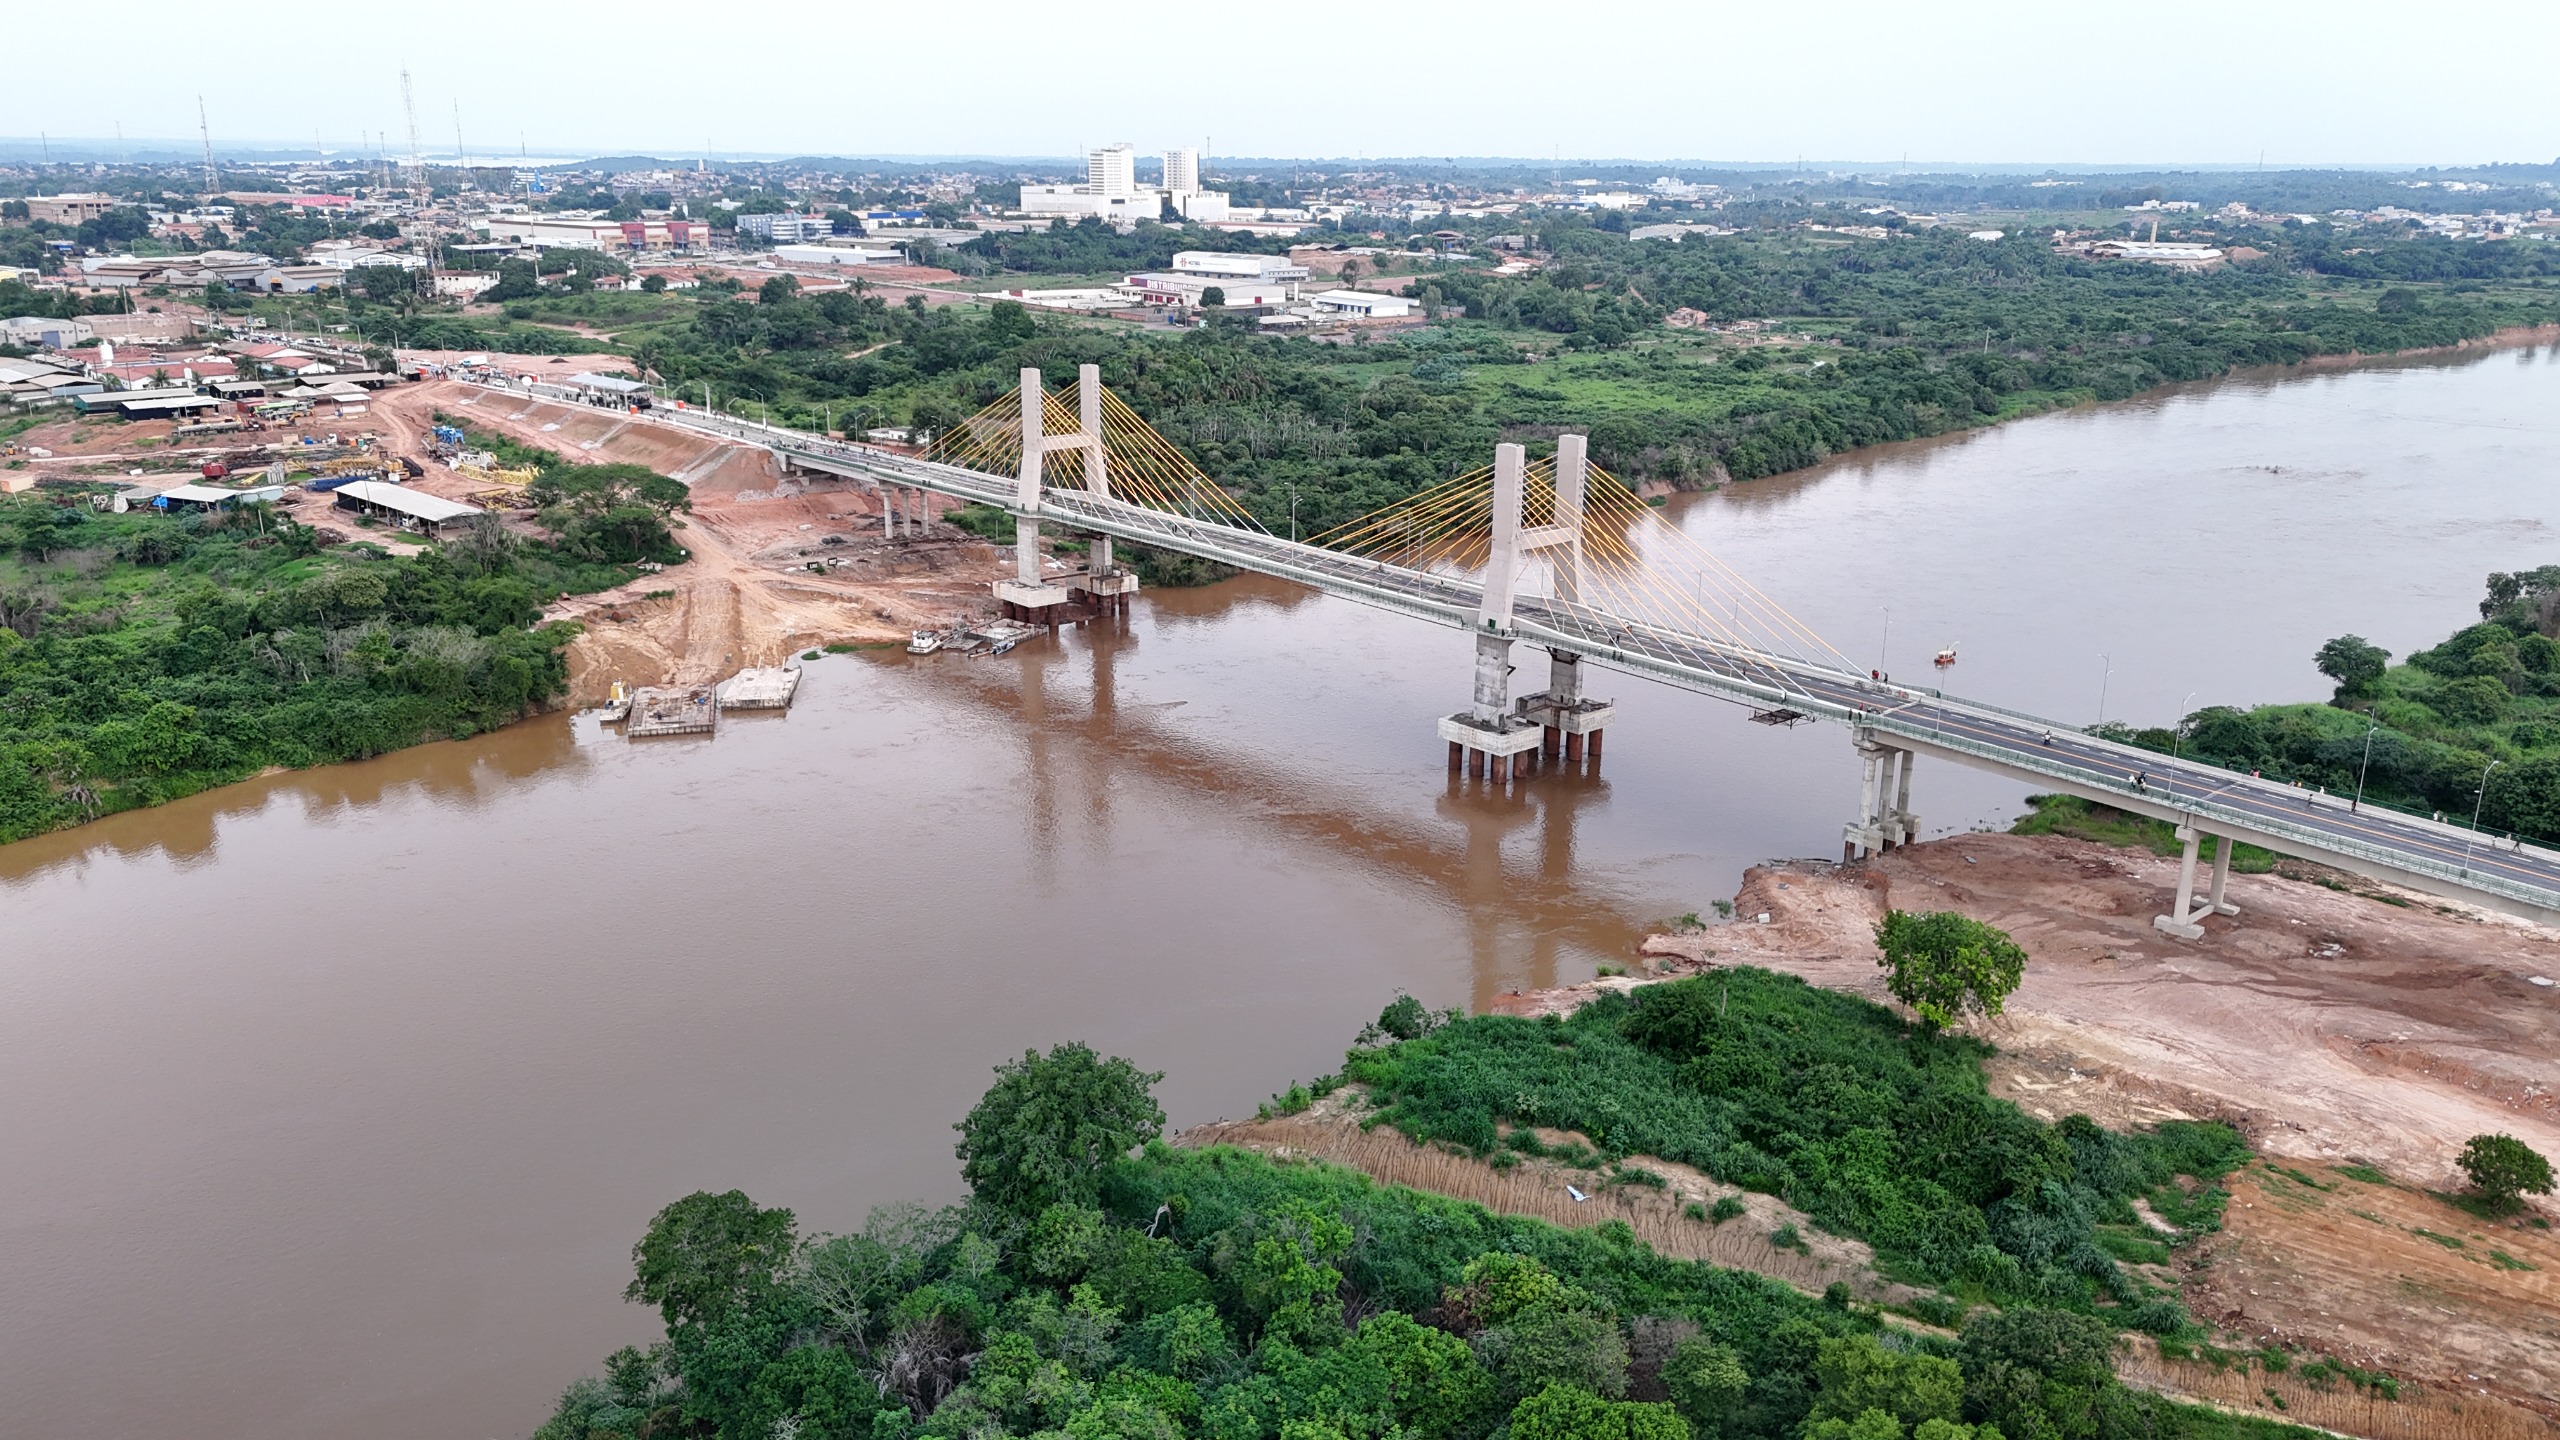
9,1,2553,169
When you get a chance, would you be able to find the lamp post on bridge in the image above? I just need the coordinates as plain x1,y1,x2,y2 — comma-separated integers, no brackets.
1877,605,1889,677
2173,691,2194,756
2462,757,2501,873
2352,721,2378,814
2097,654,2111,726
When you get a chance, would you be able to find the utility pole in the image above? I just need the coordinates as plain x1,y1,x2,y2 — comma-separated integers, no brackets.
196,99,218,196
454,101,470,184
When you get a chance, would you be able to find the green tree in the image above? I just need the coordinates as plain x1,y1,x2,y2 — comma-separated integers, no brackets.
1807,1335,1963,1430
1872,910,2027,1029
2456,1133,2554,1213
954,1042,1165,1212
987,298,1036,343
2435,674,2510,724
2313,634,2389,697
625,1190,798,1331
1506,1383,1686,1440
1660,1335,1749,1433
1199,286,1227,308
485,257,542,302
640,273,668,293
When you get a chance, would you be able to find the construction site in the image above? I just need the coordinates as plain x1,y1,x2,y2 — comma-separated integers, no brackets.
5,359,1019,707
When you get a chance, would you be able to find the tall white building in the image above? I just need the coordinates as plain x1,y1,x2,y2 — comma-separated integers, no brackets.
1022,143,1159,225
1018,140,1232,226
1160,145,1230,222
1087,143,1138,197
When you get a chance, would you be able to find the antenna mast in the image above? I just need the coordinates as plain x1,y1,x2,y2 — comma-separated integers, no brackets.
197,98,218,196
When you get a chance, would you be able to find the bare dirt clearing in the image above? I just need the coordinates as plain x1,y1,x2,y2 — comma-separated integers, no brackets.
371,381,1004,702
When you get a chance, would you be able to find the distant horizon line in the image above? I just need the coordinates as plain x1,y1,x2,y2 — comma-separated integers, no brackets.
0,141,2553,176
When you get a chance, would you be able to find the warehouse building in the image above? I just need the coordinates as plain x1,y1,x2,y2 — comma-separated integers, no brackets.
331,481,485,537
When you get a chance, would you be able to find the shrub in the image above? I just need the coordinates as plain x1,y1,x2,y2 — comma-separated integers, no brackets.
1710,1195,1746,1224
1872,910,2028,1029
2457,1133,2555,1213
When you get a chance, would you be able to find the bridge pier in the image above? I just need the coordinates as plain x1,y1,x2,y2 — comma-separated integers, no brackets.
1841,729,1919,861
1438,443,1544,787
992,364,1138,626
2153,821,2242,940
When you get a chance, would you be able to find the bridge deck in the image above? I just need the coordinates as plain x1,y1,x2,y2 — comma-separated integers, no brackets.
506,385,2560,920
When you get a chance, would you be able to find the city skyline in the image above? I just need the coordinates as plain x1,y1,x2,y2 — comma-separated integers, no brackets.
6,1,2554,169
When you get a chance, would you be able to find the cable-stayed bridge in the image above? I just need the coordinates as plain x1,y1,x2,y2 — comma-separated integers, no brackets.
497,366,2560,927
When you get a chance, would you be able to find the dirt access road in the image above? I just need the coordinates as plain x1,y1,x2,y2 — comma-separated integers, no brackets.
371,380,1006,701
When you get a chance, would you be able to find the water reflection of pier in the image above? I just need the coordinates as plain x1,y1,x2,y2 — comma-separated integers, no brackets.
902,611,1642,1010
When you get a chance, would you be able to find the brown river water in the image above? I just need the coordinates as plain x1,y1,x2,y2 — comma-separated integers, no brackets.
4,342,2557,1438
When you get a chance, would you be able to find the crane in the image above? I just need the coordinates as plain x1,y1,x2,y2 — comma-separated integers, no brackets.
400,69,426,204
196,97,217,197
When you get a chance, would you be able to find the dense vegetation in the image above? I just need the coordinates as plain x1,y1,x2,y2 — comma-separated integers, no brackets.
553,223,2557,540
0,489,639,843
1343,976,2246,1324
2102,566,2560,842
536,1018,2315,1440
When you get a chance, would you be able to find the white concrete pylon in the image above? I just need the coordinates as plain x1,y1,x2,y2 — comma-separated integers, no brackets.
1015,366,1043,584
1478,442,1525,632
1080,363,1112,575
1550,432,1586,607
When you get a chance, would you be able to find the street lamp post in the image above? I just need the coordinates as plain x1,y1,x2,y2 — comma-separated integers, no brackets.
2462,758,2501,872
2352,722,2378,814
1878,606,1890,677
2097,654,2111,725
2174,691,2194,756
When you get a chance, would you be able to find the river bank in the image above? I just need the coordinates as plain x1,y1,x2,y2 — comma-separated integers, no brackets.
1387,830,2560,1431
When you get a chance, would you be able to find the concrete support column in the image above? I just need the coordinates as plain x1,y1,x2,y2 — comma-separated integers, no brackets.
1472,632,1514,724
1469,749,1486,779
1543,724,1560,758
2206,835,2240,916
1448,740,1463,772
2154,824,2207,940
1565,732,1583,761
1014,517,1041,583
1588,729,1603,761
1895,748,1916,845
1547,648,1583,705
1858,750,1882,849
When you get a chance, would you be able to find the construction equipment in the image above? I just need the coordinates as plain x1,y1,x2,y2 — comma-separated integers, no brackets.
170,417,246,443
